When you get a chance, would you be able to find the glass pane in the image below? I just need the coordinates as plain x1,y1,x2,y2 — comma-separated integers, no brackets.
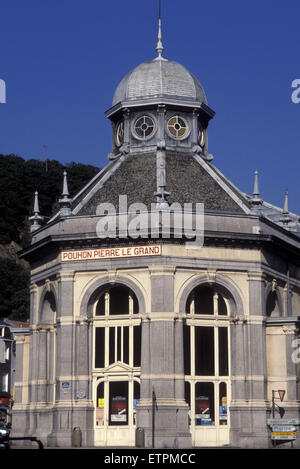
177,127,186,137
185,382,191,426
117,327,121,362
109,381,128,426
168,126,176,137
219,382,228,425
133,381,140,425
183,323,191,375
109,286,129,314
195,382,215,425
109,327,115,365
123,326,129,364
133,325,141,367
218,327,228,376
218,295,227,315
195,326,214,375
145,125,154,136
186,295,192,314
194,286,214,314
135,126,144,137
168,117,177,126
96,382,104,426
96,294,105,316
95,328,105,368
133,295,139,314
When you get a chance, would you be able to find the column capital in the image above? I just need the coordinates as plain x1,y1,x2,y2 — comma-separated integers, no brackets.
247,271,266,282
148,264,176,276
56,270,75,282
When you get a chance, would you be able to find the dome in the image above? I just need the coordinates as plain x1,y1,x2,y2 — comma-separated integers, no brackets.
112,58,207,106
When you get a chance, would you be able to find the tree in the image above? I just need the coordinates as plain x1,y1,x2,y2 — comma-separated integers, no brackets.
0,259,30,321
0,154,100,247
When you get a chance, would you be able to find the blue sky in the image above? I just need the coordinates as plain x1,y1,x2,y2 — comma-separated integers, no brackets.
1,0,300,213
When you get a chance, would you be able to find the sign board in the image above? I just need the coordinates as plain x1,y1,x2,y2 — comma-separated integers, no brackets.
271,432,296,440
271,425,296,433
61,245,162,262
98,398,104,408
61,381,70,393
267,418,300,426
278,390,286,402
76,389,86,399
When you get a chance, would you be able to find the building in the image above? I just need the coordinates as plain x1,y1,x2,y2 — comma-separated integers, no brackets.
13,20,300,449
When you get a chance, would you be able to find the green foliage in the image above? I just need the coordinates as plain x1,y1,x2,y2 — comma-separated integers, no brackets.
0,154,100,321
0,259,30,321
0,154,100,247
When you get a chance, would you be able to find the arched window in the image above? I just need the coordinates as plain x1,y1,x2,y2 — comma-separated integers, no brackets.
183,283,230,429
95,285,139,316
266,290,281,317
93,284,142,430
40,290,56,324
186,285,228,316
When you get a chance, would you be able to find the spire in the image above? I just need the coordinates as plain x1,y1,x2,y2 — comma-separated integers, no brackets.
33,190,40,213
155,0,167,61
283,190,289,214
58,170,72,217
250,169,262,210
62,170,70,197
280,190,292,227
253,169,260,198
154,140,170,209
29,191,44,232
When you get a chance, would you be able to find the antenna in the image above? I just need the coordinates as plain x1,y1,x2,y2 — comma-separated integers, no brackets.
42,144,48,172
155,0,164,59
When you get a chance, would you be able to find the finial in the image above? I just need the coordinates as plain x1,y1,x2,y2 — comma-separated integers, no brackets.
283,190,289,214
33,190,40,213
58,170,72,217
250,169,262,210
62,170,70,197
280,190,292,227
253,169,260,198
29,191,44,232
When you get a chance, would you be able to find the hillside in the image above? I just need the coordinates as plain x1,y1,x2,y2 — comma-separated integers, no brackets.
0,154,100,321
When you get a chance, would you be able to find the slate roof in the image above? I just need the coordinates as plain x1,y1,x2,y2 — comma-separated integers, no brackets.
112,59,207,107
72,151,251,216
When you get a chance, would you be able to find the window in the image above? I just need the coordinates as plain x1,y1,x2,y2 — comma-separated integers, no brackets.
266,291,281,317
115,121,124,147
186,285,228,316
95,285,138,316
133,115,155,140
184,284,230,428
109,381,128,426
93,284,142,428
167,115,189,139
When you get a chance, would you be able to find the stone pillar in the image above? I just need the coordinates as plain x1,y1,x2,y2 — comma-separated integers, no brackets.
48,270,75,446
137,266,191,448
230,272,269,448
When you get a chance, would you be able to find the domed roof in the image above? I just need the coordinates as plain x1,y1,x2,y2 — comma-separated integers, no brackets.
112,58,207,106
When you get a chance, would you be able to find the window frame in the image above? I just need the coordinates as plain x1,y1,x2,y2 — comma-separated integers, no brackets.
184,284,231,429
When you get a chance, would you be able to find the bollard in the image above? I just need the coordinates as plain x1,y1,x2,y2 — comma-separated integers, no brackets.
71,427,82,448
135,427,145,447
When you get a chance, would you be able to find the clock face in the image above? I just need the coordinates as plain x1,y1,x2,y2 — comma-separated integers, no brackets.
115,121,124,147
167,115,189,139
